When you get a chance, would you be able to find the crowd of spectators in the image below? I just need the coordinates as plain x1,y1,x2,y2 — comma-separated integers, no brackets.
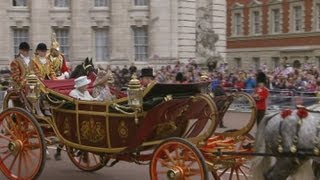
95,60,320,94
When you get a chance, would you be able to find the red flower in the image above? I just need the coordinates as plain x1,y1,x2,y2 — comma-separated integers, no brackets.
297,108,308,119
281,109,292,119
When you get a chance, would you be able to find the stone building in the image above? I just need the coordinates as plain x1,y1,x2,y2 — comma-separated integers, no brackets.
227,0,320,71
0,0,226,68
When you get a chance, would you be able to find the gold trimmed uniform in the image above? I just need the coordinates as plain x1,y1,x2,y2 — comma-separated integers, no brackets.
33,55,57,80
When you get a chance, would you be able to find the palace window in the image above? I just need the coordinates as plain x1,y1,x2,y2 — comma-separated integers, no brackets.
134,0,148,6
234,12,243,36
13,0,27,6
293,5,303,32
272,8,281,33
95,0,108,7
54,0,69,7
272,57,280,68
253,57,260,70
316,4,320,30
54,28,69,57
234,58,242,69
252,10,261,34
95,28,109,61
133,26,148,61
13,28,29,56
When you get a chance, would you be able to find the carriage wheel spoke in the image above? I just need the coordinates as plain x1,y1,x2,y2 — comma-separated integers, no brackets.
159,158,172,168
9,152,19,171
1,151,13,162
236,168,240,180
93,154,98,164
22,151,30,178
174,148,180,166
186,168,201,176
18,151,22,178
164,149,175,165
229,168,234,180
0,133,12,142
218,168,230,177
238,167,248,179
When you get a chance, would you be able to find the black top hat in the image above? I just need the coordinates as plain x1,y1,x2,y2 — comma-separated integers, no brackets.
256,71,267,84
36,43,48,51
19,42,31,51
140,68,154,78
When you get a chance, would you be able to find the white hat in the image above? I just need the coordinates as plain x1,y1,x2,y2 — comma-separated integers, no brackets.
74,76,91,88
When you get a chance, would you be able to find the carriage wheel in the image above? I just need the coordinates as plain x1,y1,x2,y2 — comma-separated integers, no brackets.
150,137,208,180
212,131,254,180
0,108,46,180
66,146,105,172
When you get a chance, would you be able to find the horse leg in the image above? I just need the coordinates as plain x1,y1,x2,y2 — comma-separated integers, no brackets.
265,157,306,180
312,160,320,179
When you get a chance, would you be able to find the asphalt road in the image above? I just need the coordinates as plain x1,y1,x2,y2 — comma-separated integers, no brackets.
0,111,256,180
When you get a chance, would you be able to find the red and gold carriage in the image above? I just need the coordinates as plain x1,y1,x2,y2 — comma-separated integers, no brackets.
0,73,256,180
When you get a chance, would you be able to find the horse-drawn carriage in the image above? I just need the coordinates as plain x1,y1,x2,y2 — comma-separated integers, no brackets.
0,72,257,180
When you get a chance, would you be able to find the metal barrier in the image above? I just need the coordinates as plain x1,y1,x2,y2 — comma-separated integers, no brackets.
225,88,320,112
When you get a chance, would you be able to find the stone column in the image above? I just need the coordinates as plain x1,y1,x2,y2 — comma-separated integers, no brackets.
70,0,91,61
110,0,131,62
149,0,178,62
178,0,197,63
0,1,11,64
30,0,51,47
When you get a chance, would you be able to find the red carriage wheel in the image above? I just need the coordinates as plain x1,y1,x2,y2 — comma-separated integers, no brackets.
211,131,254,180
66,146,105,172
0,107,46,179
150,137,208,180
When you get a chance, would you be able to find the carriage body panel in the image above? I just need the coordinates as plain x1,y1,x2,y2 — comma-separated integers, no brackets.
42,80,219,153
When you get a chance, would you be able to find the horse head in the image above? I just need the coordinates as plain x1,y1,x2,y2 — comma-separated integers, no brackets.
70,57,96,78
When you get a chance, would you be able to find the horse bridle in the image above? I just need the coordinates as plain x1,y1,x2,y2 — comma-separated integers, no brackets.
83,63,93,75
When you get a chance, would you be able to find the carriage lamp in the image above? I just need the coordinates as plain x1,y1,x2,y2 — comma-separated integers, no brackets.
26,72,40,113
128,74,143,108
127,74,143,124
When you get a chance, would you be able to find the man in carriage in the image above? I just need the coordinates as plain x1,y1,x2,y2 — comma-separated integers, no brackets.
48,33,70,79
10,42,33,88
33,43,57,80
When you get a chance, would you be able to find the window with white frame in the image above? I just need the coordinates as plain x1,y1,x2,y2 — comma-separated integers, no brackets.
253,57,260,70
234,58,242,69
133,26,148,61
95,28,109,61
54,28,69,57
234,12,243,36
271,8,281,33
293,5,303,32
13,28,29,56
134,0,148,6
13,0,27,6
54,0,69,7
95,0,108,7
252,10,261,34
272,57,280,68
316,4,320,30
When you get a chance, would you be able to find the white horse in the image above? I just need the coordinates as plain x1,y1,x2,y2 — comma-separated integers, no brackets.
251,107,320,180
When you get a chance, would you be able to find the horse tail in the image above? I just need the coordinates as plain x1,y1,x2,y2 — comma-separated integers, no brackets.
251,113,277,180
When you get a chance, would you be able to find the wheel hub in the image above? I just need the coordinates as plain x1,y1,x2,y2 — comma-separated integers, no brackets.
8,140,23,155
167,167,183,180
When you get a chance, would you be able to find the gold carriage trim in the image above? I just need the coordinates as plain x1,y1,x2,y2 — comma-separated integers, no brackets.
80,119,105,143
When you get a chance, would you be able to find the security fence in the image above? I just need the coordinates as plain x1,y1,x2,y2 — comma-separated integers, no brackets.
226,88,319,112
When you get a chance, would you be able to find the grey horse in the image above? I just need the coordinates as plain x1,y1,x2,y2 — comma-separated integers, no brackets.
252,108,320,180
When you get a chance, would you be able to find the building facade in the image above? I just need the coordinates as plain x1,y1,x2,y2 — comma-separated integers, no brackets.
226,0,320,71
0,0,226,68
